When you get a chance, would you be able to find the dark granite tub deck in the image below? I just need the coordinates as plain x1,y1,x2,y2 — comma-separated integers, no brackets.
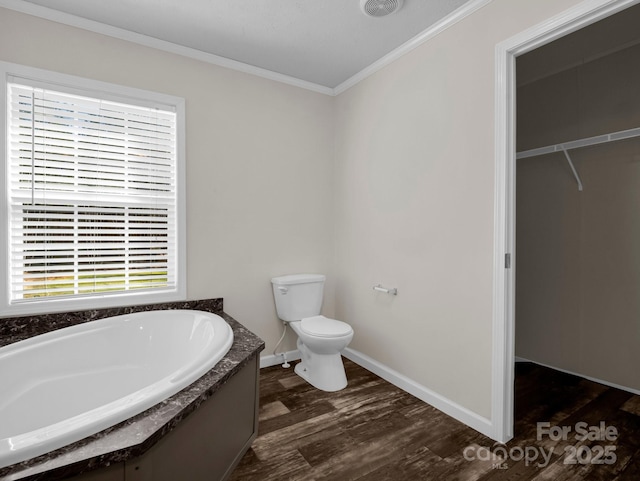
0,299,264,481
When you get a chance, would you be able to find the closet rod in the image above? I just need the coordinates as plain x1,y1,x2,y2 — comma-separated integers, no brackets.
516,126,640,192
516,126,640,160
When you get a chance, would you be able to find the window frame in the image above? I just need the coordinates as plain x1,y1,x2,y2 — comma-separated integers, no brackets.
0,62,186,317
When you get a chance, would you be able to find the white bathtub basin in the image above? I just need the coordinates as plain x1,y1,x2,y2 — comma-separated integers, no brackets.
0,309,233,468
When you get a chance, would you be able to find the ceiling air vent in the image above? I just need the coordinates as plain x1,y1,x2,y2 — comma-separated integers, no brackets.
360,0,404,17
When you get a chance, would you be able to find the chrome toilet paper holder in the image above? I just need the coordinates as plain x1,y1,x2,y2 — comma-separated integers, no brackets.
373,284,397,296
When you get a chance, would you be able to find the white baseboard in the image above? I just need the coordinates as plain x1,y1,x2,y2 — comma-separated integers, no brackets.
260,349,301,369
516,356,640,396
343,348,493,439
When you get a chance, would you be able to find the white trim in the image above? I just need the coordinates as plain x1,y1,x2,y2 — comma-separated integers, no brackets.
260,349,301,369
0,0,333,96
493,0,640,445
517,357,640,396
0,0,490,97
492,24,517,445
0,61,187,317
264,346,493,438
0,61,182,110
333,0,492,95
175,97,187,305
343,348,493,438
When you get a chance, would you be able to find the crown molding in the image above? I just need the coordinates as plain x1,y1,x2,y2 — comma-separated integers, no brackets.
334,0,493,95
0,0,335,96
0,0,492,97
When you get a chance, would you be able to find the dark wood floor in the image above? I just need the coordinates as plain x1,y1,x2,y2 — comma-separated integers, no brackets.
229,358,640,481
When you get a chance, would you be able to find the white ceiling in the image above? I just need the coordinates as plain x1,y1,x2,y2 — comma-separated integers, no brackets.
8,0,474,91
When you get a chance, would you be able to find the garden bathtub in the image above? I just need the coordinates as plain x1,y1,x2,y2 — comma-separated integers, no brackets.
0,309,233,468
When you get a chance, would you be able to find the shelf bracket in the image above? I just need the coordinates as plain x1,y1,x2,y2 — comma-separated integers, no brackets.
561,147,583,191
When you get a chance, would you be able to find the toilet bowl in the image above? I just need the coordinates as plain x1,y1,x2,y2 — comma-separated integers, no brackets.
271,274,354,392
288,316,353,392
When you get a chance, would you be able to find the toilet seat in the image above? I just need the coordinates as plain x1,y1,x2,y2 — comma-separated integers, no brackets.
300,316,353,338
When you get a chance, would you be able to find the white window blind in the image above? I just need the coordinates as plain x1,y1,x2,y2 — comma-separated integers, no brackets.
7,81,178,303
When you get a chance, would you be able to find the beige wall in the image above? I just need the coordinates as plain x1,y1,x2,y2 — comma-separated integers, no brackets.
516,41,640,390
0,7,335,355
333,0,586,419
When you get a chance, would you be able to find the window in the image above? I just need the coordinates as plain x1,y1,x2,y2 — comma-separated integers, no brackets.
1,63,185,315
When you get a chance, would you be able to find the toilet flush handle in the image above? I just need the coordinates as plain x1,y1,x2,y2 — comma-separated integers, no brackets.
277,286,288,295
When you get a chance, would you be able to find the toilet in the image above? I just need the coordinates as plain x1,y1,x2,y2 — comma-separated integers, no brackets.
271,274,353,392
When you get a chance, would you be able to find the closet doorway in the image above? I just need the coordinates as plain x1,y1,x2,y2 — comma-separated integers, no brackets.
493,0,640,443
514,0,640,425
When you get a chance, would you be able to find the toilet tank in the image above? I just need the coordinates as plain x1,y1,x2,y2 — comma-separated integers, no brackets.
271,274,325,322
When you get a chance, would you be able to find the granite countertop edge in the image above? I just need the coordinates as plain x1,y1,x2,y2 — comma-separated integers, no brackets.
0,300,265,481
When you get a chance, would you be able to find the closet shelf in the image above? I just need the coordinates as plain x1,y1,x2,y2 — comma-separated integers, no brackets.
516,126,640,160
516,126,640,192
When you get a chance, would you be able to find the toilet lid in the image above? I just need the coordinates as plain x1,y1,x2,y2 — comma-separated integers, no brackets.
300,316,353,338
